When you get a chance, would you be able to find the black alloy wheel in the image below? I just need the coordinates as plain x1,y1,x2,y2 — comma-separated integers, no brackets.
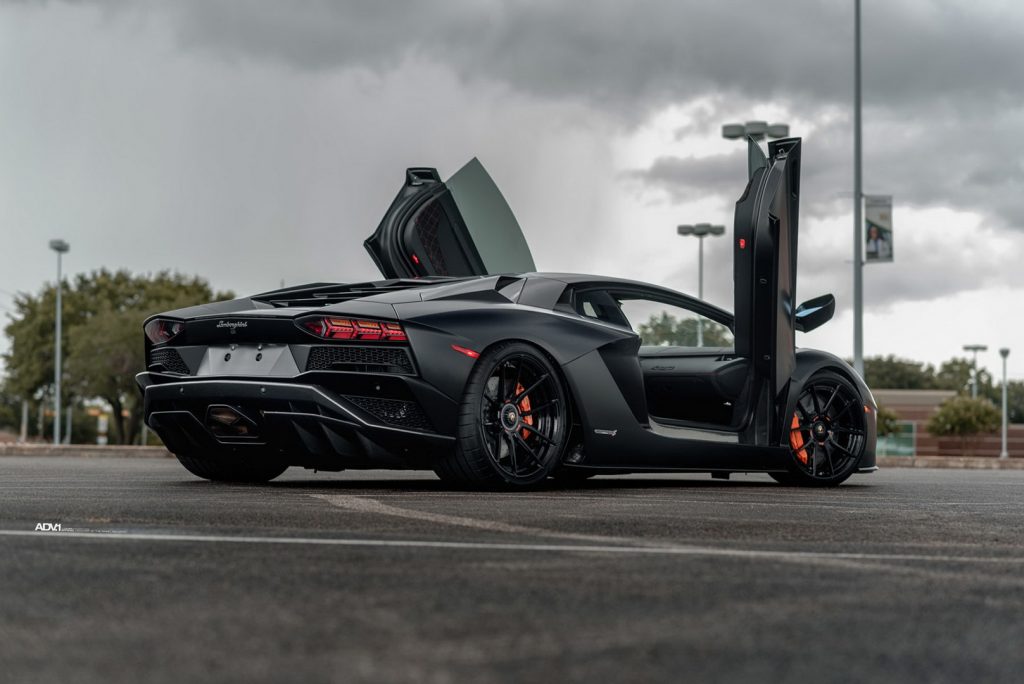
435,342,569,488
773,370,867,487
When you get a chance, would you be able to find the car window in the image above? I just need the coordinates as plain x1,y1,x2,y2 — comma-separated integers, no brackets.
616,296,734,348
573,290,632,329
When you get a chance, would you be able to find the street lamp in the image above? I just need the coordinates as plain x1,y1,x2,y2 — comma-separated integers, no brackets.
1000,348,1010,460
49,239,69,446
677,223,725,347
962,344,988,399
722,121,790,141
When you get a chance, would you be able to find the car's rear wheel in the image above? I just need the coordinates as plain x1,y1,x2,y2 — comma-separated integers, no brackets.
175,452,289,483
434,342,570,489
771,370,867,487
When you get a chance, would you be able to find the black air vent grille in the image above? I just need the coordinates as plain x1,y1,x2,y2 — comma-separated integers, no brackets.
306,346,415,375
149,347,190,375
344,395,433,432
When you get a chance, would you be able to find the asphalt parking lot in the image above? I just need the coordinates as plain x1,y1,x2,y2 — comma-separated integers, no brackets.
2,457,1023,683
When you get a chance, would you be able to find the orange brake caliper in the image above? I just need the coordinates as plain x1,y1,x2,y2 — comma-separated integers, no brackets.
790,413,809,464
516,383,533,439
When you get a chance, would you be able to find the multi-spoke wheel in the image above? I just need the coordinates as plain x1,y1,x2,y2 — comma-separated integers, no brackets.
772,370,867,487
434,342,569,488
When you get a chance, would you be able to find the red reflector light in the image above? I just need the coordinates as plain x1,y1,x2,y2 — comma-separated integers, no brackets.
411,253,420,265
451,344,480,359
299,317,407,342
144,319,184,345
303,318,327,337
739,238,746,249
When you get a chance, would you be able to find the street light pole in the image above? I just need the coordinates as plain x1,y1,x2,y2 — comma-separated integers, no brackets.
1000,348,1010,459
963,344,988,399
49,239,70,446
678,224,725,347
853,0,864,377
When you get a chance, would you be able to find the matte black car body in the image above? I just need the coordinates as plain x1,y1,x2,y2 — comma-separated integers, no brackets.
138,141,877,484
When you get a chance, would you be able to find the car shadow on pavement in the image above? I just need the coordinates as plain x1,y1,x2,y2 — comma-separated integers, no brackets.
257,476,791,492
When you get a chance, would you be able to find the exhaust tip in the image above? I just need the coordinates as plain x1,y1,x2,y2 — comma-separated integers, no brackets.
206,405,256,438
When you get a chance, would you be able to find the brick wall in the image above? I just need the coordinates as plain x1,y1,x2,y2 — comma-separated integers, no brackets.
874,389,1022,458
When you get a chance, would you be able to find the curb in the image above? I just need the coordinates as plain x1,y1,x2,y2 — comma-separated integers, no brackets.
877,455,1024,470
0,444,173,459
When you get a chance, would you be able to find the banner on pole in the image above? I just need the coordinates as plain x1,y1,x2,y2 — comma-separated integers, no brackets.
864,195,893,263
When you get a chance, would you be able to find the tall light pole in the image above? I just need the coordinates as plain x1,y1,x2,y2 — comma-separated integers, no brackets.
1000,348,1010,460
963,344,988,399
49,239,69,446
677,223,725,346
852,0,864,377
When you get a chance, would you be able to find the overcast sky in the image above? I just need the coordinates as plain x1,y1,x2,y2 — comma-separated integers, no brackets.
1,0,1022,379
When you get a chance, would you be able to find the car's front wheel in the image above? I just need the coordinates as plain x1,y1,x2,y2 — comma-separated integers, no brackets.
434,342,570,489
175,452,289,483
771,370,868,487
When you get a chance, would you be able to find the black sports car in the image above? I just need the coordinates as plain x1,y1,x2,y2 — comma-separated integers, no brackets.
138,138,877,488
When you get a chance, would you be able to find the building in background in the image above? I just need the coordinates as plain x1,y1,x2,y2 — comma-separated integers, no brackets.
875,389,1023,458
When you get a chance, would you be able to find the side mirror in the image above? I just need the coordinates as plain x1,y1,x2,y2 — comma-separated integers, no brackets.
794,294,835,333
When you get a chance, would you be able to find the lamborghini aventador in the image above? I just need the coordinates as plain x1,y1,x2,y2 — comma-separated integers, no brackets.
138,138,877,488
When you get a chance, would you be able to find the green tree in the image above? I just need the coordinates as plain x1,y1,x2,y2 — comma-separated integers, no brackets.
637,312,732,347
2,269,232,444
983,381,1024,425
935,357,992,394
862,355,936,389
926,396,1000,456
0,393,20,433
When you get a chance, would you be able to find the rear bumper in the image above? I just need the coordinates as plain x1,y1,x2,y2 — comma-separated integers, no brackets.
137,372,454,469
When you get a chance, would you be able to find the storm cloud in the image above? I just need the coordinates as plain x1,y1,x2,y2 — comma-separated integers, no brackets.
114,0,1024,114
1,0,1022,376
126,0,1024,228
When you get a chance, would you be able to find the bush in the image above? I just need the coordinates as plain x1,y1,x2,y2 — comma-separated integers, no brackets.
926,396,1000,456
875,405,901,437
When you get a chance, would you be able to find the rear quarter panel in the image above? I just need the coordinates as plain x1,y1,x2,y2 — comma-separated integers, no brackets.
394,300,634,402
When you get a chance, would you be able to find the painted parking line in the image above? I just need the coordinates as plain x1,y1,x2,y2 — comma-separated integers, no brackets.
2,529,1023,566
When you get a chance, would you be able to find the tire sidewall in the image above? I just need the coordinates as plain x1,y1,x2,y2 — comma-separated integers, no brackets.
782,369,867,487
457,341,570,486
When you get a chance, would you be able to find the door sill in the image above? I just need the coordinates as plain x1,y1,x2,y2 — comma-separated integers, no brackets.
647,418,739,443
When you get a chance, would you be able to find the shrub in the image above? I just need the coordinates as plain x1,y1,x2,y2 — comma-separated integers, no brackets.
926,396,1000,457
875,405,901,438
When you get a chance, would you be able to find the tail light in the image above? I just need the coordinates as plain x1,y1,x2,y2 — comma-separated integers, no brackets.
144,319,184,345
299,317,408,342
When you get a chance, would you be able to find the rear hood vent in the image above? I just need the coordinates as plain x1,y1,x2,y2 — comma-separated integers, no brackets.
251,278,457,308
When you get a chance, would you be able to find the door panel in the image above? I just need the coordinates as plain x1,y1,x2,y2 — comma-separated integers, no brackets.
732,138,802,443
364,158,536,279
639,352,749,426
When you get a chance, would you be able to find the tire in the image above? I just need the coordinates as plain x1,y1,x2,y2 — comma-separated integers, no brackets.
175,452,288,483
772,370,868,487
433,341,570,489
